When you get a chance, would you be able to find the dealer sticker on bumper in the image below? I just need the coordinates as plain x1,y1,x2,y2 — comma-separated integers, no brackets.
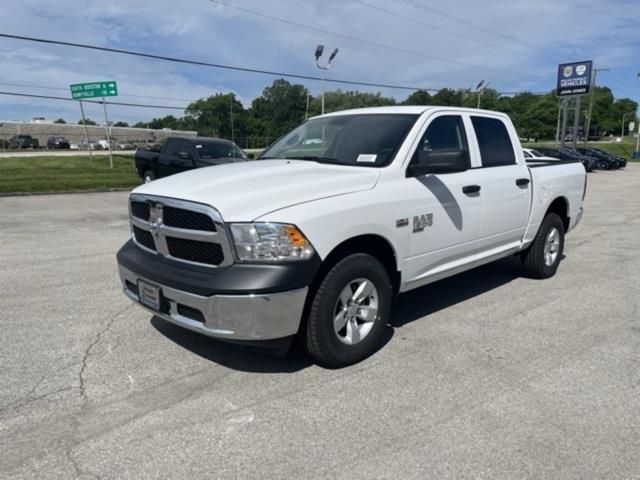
137,280,162,311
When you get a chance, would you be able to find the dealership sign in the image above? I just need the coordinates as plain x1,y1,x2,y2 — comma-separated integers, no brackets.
70,81,118,100
557,61,592,96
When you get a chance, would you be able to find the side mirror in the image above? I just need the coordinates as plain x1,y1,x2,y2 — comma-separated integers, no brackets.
407,149,469,177
247,153,255,160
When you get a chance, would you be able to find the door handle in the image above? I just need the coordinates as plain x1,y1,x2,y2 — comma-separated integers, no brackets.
516,178,530,186
462,185,481,194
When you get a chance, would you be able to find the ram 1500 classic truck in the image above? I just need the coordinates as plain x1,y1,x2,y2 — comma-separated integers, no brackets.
135,136,249,183
117,107,586,367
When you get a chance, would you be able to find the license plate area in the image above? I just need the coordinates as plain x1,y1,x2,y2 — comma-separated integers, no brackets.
137,279,163,311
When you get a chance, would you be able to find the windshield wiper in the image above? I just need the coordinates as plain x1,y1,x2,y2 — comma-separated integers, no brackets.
284,156,344,165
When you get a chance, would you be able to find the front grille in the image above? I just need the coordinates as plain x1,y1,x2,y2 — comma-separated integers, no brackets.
163,206,216,232
133,225,156,251
166,237,224,265
130,201,150,221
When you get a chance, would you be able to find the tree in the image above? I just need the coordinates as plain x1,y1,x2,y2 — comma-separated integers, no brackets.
251,79,308,137
53,118,66,124
185,93,244,138
431,88,465,107
309,90,395,115
113,121,129,127
402,90,432,105
132,121,149,128
78,118,96,125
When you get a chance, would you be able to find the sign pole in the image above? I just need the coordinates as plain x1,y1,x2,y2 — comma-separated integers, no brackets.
635,123,640,155
78,100,94,162
560,99,569,147
101,97,113,169
572,96,581,150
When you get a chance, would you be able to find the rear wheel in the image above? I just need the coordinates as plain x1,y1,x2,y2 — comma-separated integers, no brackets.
599,161,609,170
305,253,392,368
521,213,565,279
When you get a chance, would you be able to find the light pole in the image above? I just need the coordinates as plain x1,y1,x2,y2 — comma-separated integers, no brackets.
584,67,609,144
635,70,640,154
315,45,339,115
476,80,489,109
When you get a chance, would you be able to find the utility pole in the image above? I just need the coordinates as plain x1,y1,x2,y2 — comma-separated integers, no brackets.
584,67,609,144
229,94,235,143
314,45,339,115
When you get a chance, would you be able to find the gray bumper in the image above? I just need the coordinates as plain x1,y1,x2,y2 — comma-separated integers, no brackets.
118,265,307,341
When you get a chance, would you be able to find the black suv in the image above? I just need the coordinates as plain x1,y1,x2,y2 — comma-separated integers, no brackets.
8,135,39,149
575,147,620,170
46,137,71,149
535,147,596,172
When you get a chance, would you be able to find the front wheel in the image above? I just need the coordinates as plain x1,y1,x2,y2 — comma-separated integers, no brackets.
142,170,155,183
305,253,392,368
521,213,565,279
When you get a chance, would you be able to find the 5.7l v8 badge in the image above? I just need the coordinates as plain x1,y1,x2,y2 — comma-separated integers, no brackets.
413,213,433,232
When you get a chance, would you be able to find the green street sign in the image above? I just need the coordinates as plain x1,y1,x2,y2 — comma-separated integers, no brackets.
70,81,118,100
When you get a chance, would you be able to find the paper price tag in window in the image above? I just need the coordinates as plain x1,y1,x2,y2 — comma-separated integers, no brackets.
357,154,377,163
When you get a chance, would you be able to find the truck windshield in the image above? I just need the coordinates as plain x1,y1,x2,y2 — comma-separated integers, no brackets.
261,113,418,167
196,143,247,159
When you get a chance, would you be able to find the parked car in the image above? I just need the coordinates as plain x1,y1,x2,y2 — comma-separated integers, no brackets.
583,147,627,168
116,141,134,150
135,137,250,183
69,143,80,150
8,135,39,149
535,147,596,172
117,106,587,367
46,136,70,149
79,139,102,150
575,147,620,170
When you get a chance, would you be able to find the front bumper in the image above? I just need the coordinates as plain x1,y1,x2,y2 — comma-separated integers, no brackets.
119,264,308,341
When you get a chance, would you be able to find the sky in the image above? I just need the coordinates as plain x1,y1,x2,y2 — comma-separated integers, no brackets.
0,0,638,124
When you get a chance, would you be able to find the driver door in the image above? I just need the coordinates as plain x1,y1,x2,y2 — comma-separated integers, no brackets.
400,113,483,287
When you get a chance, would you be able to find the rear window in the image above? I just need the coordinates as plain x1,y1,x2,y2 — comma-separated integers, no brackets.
471,116,516,167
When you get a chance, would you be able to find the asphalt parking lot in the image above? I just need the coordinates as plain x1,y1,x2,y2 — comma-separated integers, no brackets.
1,165,639,479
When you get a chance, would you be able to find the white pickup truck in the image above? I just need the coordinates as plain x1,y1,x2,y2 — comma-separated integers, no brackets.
117,106,586,367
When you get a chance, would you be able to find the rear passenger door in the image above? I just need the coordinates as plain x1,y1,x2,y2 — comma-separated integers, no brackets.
159,139,194,177
468,115,531,250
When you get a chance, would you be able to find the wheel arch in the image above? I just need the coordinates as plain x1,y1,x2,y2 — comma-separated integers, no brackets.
545,196,570,232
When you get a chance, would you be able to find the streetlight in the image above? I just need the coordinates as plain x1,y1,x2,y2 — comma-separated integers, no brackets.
636,70,640,155
315,45,339,115
476,80,489,109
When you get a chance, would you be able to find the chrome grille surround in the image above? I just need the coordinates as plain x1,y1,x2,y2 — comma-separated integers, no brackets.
128,193,234,268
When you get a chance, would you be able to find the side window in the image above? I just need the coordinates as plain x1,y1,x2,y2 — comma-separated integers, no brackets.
164,139,180,157
410,115,469,167
179,140,193,158
471,116,516,167
523,151,531,158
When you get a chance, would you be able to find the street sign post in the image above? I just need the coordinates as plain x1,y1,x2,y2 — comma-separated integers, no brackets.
70,81,118,168
557,61,593,149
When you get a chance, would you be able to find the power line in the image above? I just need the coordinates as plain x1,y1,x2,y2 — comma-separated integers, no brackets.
207,0,541,78
399,0,556,55
352,0,544,61
0,33,441,93
0,91,187,110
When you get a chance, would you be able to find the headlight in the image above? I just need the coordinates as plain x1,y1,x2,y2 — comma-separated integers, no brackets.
230,223,315,262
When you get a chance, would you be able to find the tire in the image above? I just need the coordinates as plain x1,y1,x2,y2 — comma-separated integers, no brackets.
142,170,155,183
599,161,608,170
305,253,392,368
521,213,565,279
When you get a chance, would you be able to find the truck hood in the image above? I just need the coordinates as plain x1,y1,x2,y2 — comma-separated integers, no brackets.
132,159,380,221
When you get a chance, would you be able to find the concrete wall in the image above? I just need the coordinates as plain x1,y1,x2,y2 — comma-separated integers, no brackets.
0,121,197,147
